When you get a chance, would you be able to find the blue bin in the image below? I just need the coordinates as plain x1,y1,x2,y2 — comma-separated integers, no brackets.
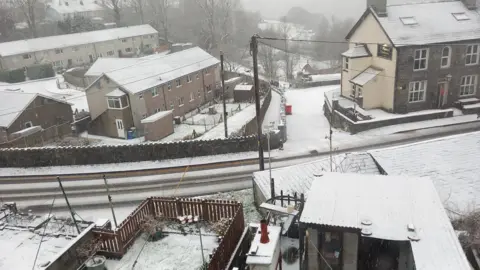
127,130,135,140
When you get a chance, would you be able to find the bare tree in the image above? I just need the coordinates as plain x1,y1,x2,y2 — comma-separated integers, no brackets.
106,0,122,26
258,42,279,81
0,5,15,41
15,0,38,38
279,16,293,80
148,0,172,42
131,0,146,24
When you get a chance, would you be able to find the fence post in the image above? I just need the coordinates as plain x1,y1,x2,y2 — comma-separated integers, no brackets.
201,199,208,221
176,198,183,217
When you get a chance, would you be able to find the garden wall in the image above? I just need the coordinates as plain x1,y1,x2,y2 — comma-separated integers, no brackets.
0,135,266,167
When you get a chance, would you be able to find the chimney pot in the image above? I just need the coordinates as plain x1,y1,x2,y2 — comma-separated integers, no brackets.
260,219,269,244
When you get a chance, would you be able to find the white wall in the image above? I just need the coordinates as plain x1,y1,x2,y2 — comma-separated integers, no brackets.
86,76,120,120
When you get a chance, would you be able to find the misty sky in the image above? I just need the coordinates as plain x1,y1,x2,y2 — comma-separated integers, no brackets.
241,0,366,20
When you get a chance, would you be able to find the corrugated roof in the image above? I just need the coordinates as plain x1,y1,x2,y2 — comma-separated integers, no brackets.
350,67,382,86
369,131,480,214
252,152,381,200
300,172,470,270
141,110,172,124
376,0,480,46
0,25,158,57
342,45,370,58
103,47,220,94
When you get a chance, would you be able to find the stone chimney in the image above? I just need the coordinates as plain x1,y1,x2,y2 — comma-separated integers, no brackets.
461,0,478,9
367,0,387,16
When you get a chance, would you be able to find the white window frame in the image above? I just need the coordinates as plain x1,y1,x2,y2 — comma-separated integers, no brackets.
190,92,195,102
351,84,362,98
441,46,451,68
465,44,479,66
170,101,174,109
122,39,127,43
198,89,201,98
154,108,161,113
22,54,32,60
206,85,212,93
55,48,63,54
343,57,349,70
460,75,478,97
176,79,182,87
24,121,33,128
196,72,200,79
167,82,172,91
205,68,210,75
151,87,159,97
142,114,147,119
107,50,114,56
178,97,184,107
72,47,79,52
125,47,133,53
107,97,129,109
53,60,63,67
413,48,428,71
187,75,192,83
139,93,143,99
408,80,427,103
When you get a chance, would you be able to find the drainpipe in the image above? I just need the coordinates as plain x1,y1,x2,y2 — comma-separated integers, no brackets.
162,85,168,110
202,69,207,103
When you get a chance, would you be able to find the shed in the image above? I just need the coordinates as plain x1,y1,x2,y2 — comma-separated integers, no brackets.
234,84,254,102
141,110,174,141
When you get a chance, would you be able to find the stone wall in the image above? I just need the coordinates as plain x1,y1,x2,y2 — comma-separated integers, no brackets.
0,135,266,167
0,122,72,149
244,90,272,136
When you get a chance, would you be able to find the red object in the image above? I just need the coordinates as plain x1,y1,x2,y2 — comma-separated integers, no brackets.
440,87,445,96
285,104,292,115
260,219,269,244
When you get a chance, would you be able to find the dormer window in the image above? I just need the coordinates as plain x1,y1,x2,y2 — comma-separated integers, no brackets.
400,17,418,25
452,12,469,21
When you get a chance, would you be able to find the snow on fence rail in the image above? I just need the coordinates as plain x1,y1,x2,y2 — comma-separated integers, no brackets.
92,197,244,269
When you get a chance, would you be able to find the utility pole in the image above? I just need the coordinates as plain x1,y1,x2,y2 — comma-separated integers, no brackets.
220,51,228,138
251,34,265,171
56,176,80,234
103,174,118,228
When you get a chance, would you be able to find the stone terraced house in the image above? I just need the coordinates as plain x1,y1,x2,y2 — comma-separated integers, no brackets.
341,0,480,114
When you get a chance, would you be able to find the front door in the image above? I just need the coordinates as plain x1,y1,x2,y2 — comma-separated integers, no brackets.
115,119,125,138
437,82,448,108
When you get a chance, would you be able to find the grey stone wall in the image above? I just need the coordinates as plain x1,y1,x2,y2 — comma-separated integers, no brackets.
395,41,480,113
0,135,268,167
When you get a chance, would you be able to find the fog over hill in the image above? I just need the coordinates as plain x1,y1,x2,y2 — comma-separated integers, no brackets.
241,0,365,20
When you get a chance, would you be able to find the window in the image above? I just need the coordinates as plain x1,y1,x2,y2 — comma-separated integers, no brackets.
150,35,154,38
142,114,147,119
76,57,83,63
190,92,195,101
167,82,172,90
196,72,200,79
97,53,103,58
377,44,392,60
198,89,201,98
176,79,182,87
55,48,63,54
107,96,129,109
465,44,479,65
170,101,174,109
139,93,143,99
408,81,427,102
460,75,478,96
107,51,114,56
186,75,192,83
205,68,210,75
151,87,159,97
145,44,151,48
452,12,469,21
53,60,63,67
413,48,428,71
441,46,451,68
206,85,212,93
351,84,362,98
72,47,79,52
22,54,32,60
154,108,161,113
400,16,418,25
125,47,132,53
24,121,33,128
178,97,184,106
122,39,127,43
343,57,349,70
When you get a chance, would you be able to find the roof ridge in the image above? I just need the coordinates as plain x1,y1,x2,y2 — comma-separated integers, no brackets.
387,0,458,7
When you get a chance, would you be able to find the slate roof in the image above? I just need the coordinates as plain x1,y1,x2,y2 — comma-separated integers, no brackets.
301,172,470,270
101,47,219,94
252,152,381,200
0,25,157,57
370,131,480,213
377,0,480,46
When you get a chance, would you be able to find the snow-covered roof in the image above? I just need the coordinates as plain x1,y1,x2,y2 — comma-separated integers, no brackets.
376,0,480,46
234,84,253,91
85,53,170,77
300,172,470,270
106,88,126,97
141,110,173,124
0,25,158,57
246,225,281,265
252,152,381,200
103,47,219,94
342,45,371,58
370,131,480,213
310,73,341,82
48,0,104,14
350,67,382,86
0,90,73,128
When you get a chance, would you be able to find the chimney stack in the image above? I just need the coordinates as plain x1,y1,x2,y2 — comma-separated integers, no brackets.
367,0,387,16
461,0,478,10
260,219,269,244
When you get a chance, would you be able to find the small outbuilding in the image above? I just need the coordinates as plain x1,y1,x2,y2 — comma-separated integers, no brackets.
141,110,174,141
234,83,254,102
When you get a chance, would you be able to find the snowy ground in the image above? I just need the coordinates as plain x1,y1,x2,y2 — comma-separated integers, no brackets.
263,90,283,131
0,76,88,113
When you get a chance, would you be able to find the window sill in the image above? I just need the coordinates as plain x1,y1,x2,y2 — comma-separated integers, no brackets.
465,63,479,67
408,100,426,104
108,106,129,110
413,68,427,72
152,95,159,98
179,104,184,107
176,86,182,88
190,99,195,102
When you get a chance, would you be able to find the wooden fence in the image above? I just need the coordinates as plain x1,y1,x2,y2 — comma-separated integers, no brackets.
92,197,244,269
